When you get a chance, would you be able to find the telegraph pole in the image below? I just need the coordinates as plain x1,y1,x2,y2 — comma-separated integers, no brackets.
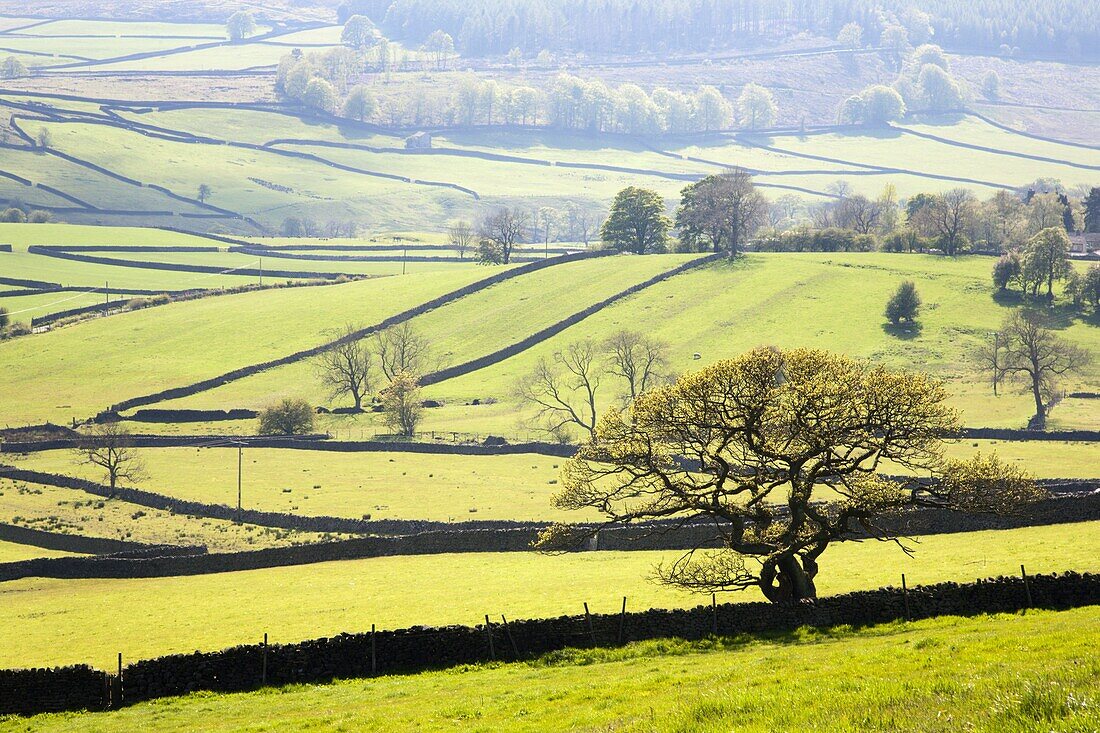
237,444,243,518
103,281,109,315
992,331,1000,396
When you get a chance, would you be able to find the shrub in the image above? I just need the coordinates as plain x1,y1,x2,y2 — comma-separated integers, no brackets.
1,207,26,223
885,281,921,324
258,398,316,435
27,209,50,223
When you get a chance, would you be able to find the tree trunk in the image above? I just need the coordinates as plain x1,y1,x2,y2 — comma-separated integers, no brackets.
1031,376,1045,419
760,555,818,604
353,392,363,412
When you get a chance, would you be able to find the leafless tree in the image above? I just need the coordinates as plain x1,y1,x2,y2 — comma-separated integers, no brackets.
516,340,602,440
917,188,976,255
375,323,431,381
604,330,670,403
998,311,1090,420
675,169,767,256
478,207,530,264
73,423,145,490
971,332,1007,397
835,194,883,234
315,324,373,411
447,221,475,259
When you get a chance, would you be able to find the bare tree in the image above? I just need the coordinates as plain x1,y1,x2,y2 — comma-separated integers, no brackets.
375,323,431,381
972,332,1007,397
604,330,670,403
73,423,145,490
447,221,474,259
315,324,373,411
835,194,882,234
516,340,602,440
998,311,1090,420
478,207,529,264
917,189,976,255
675,169,767,255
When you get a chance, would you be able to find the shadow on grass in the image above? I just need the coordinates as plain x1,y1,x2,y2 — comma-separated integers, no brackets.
882,321,923,340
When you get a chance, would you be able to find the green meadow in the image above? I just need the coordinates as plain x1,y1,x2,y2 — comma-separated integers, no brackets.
153,253,1100,432
0,265,494,424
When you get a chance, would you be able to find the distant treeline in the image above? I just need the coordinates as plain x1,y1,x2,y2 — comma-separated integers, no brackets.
340,0,1099,59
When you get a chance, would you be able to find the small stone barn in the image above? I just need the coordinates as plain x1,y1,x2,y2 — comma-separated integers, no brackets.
405,131,432,150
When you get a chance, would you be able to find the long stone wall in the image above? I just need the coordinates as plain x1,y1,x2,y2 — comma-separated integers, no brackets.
421,253,723,385
2,572,1097,716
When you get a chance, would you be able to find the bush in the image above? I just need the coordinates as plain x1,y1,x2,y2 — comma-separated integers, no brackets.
885,281,921,324
258,398,316,435
992,252,1021,292
27,209,50,223
5,322,31,338
1,208,26,223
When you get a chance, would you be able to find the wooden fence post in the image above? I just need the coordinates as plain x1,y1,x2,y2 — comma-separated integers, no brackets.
617,597,627,645
117,652,123,707
501,615,519,658
902,574,913,621
583,602,597,647
711,593,718,635
261,633,268,686
484,615,496,661
1021,565,1033,608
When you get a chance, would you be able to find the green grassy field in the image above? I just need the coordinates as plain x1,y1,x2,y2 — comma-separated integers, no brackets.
152,253,697,411
0,539,74,563
13,448,585,523
152,253,1099,432
0,520,1095,669
0,291,106,325
0,478,335,552
423,254,1100,431
7,607,1097,732
0,265,494,424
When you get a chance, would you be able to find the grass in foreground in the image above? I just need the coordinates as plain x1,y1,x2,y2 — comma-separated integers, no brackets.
5,607,1098,732
0,521,1095,669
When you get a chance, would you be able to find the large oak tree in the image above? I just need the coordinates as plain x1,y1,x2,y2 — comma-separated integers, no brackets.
538,347,1042,604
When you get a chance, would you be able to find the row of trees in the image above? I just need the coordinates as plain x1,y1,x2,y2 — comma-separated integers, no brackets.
276,54,781,133
774,183,1095,256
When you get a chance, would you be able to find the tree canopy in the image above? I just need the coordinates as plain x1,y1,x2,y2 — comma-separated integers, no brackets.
601,187,670,254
